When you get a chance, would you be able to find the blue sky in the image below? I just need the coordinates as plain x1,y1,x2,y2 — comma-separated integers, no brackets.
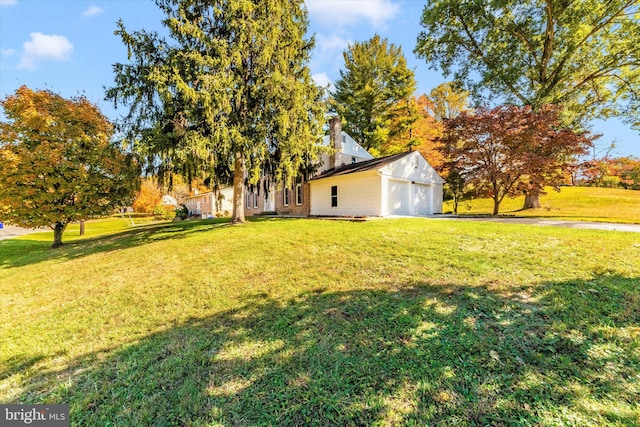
1,0,638,158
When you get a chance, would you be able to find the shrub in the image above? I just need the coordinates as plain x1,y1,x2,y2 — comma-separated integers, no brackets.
152,205,175,220
175,205,188,220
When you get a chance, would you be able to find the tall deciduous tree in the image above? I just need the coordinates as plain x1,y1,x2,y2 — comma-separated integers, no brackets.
416,0,640,125
0,86,138,248
439,105,593,215
107,0,325,224
382,95,445,170
426,82,471,122
416,0,639,208
333,34,417,154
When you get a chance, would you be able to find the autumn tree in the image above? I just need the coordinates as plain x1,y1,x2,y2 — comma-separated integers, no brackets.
132,178,163,213
333,34,417,154
439,105,593,215
614,156,640,189
426,82,471,122
0,86,138,248
107,0,325,224
416,0,640,207
581,155,640,189
382,95,445,170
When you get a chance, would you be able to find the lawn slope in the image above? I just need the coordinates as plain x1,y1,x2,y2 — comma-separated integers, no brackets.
1,218,639,426
445,186,640,224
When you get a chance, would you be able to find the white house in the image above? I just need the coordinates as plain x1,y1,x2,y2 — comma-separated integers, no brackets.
310,150,444,217
241,116,444,218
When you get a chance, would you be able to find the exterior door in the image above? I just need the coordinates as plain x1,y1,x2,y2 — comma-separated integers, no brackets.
265,188,275,211
414,184,432,215
389,180,410,215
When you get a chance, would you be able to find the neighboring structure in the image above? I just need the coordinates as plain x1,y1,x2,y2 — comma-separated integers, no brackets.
161,194,178,207
242,116,444,218
184,187,233,219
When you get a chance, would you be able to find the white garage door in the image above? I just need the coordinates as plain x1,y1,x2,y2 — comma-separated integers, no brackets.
414,184,432,215
389,180,410,215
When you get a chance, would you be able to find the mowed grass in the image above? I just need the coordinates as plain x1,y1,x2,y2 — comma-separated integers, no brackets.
1,217,639,426
445,186,640,224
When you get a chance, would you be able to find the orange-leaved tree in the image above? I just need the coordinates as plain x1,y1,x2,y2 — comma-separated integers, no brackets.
0,86,139,248
132,179,163,213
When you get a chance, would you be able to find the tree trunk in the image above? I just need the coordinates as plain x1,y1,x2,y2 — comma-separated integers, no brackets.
51,221,66,248
231,152,246,224
523,193,541,209
492,198,500,215
80,219,85,236
453,198,459,215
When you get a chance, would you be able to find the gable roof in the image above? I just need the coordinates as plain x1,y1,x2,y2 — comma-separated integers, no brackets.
321,132,374,160
312,152,412,180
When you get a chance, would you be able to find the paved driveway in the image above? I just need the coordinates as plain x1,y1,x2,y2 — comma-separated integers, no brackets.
434,215,640,233
0,224,48,241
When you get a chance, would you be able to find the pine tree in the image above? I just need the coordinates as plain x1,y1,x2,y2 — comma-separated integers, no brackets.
333,35,417,154
107,0,325,223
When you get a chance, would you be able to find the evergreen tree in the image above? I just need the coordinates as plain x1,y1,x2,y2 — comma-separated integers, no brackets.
333,35,417,154
107,0,325,223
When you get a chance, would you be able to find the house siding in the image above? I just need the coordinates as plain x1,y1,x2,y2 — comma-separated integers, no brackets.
310,171,382,216
275,183,311,216
185,188,233,218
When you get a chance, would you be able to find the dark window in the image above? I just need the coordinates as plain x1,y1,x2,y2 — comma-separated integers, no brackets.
352,157,357,164
296,184,303,205
331,186,338,207
284,188,290,206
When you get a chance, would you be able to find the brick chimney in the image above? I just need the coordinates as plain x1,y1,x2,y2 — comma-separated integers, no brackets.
329,116,342,169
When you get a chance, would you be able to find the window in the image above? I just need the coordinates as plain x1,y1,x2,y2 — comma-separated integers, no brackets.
246,191,251,208
331,185,338,207
351,157,357,164
283,187,290,206
296,184,303,205
253,191,258,208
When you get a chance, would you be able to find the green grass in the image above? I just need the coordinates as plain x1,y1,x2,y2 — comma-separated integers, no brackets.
445,186,640,224
1,217,639,426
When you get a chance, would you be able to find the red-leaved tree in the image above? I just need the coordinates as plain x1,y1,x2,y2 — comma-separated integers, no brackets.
439,105,593,215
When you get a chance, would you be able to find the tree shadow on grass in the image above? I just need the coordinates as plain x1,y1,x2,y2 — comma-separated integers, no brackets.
6,273,639,426
0,218,232,269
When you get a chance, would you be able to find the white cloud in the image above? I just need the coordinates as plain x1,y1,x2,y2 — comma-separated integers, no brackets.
82,5,104,16
306,0,401,29
314,33,349,64
312,72,333,88
1,48,17,57
0,0,17,6
316,34,349,53
19,32,73,69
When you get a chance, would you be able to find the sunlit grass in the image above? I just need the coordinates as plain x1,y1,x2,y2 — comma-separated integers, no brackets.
444,186,640,224
1,217,639,425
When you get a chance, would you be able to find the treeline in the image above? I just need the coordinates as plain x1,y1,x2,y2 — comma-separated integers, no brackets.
578,156,640,190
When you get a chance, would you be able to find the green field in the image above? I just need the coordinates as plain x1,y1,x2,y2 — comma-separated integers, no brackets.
1,214,639,426
445,186,640,224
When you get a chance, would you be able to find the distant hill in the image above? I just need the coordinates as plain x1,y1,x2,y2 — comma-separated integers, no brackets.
444,186,640,224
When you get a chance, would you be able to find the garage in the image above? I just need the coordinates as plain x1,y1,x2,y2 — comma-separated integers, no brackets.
414,183,433,215
389,179,410,215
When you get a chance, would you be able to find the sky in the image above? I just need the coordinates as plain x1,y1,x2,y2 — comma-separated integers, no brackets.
1,0,638,158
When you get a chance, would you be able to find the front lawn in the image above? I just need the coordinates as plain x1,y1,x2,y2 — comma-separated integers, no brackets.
1,218,639,425
445,186,640,224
